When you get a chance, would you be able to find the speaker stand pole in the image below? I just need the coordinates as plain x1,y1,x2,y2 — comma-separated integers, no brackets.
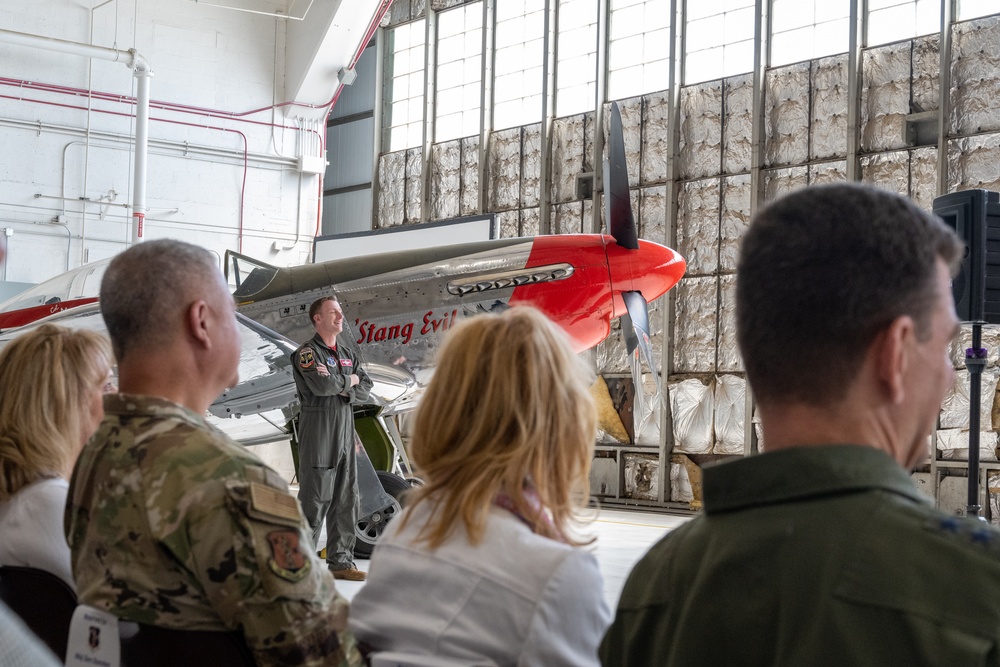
967,321,987,520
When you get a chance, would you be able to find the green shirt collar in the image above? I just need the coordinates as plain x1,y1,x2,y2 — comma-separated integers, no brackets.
703,444,930,513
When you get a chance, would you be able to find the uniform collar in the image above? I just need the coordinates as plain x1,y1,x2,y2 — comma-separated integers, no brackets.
703,444,930,514
102,393,209,429
310,332,338,352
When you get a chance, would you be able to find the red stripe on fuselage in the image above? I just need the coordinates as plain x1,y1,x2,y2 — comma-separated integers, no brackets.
0,298,100,331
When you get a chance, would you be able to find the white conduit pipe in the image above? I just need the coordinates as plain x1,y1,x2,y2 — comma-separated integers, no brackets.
0,117,297,168
0,28,152,244
132,70,151,243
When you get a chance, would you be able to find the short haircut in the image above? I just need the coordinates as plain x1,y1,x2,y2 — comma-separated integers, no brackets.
309,296,337,322
0,324,112,500
737,183,962,405
100,239,222,359
403,306,598,548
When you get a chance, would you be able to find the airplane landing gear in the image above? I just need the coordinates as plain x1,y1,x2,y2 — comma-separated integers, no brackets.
354,471,411,558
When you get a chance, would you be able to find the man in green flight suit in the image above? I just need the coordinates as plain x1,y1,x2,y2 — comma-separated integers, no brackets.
601,184,1000,665
66,240,362,667
292,296,373,581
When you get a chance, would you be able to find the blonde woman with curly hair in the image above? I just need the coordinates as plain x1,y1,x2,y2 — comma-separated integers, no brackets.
0,323,113,588
350,306,610,666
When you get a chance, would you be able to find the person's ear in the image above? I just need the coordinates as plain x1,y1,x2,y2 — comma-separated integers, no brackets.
876,315,915,405
187,300,212,349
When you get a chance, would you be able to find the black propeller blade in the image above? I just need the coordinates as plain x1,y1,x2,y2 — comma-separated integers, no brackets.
604,101,639,250
604,101,664,441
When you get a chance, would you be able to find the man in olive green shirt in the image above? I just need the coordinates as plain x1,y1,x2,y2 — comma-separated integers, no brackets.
601,184,1000,665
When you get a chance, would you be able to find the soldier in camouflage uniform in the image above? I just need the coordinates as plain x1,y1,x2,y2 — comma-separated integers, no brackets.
65,239,362,667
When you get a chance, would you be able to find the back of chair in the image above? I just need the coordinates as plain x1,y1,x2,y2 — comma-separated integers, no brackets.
120,623,256,667
0,565,78,661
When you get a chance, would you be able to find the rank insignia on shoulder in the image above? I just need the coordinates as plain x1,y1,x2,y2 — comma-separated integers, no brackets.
267,529,311,582
939,517,960,533
972,529,994,545
926,516,1000,550
299,348,315,369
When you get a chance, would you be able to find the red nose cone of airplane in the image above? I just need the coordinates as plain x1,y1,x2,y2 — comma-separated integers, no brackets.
606,238,686,317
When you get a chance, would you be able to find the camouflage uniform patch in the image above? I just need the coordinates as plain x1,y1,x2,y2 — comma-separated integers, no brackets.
267,530,310,582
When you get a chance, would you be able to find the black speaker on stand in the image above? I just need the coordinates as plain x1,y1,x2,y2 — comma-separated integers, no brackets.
933,189,1000,519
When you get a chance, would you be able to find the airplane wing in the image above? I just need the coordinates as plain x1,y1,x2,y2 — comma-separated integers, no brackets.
0,303,415,445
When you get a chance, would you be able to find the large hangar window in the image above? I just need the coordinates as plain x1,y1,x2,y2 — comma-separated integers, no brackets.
868,0,940,46
770,0,850,66
959,0,999,21
556,0,599,117
608,0,671,100
684,0,756,85
383,20,426,152
435,2,484,142
493,2,545,130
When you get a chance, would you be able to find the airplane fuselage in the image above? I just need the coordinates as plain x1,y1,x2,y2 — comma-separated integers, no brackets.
230,234,684,395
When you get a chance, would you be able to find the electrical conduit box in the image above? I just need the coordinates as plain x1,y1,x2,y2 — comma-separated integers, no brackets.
297,155,327,175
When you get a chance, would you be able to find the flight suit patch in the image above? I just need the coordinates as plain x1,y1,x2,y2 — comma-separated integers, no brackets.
267,529,311,582
299,349,315,369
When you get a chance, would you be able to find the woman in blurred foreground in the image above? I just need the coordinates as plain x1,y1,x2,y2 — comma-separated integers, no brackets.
351,306,610,666
0,324,113,588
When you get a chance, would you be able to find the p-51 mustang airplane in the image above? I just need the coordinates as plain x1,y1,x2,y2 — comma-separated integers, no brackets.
0,102,686,553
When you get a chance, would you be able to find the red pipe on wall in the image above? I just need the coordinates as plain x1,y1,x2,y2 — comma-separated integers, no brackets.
0,91,250,252
0,0,391,129
0,77,320,138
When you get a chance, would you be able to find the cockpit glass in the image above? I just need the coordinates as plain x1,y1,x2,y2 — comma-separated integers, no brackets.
227,251,279,299
0,260,110,312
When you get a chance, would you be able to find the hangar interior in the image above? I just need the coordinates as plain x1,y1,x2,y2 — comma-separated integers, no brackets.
3,0,1000,518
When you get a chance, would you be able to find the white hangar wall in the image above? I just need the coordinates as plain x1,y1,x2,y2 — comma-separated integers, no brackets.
0,0,330,286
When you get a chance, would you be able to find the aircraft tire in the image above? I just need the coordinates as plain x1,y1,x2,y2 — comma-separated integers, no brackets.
354,471,411,559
